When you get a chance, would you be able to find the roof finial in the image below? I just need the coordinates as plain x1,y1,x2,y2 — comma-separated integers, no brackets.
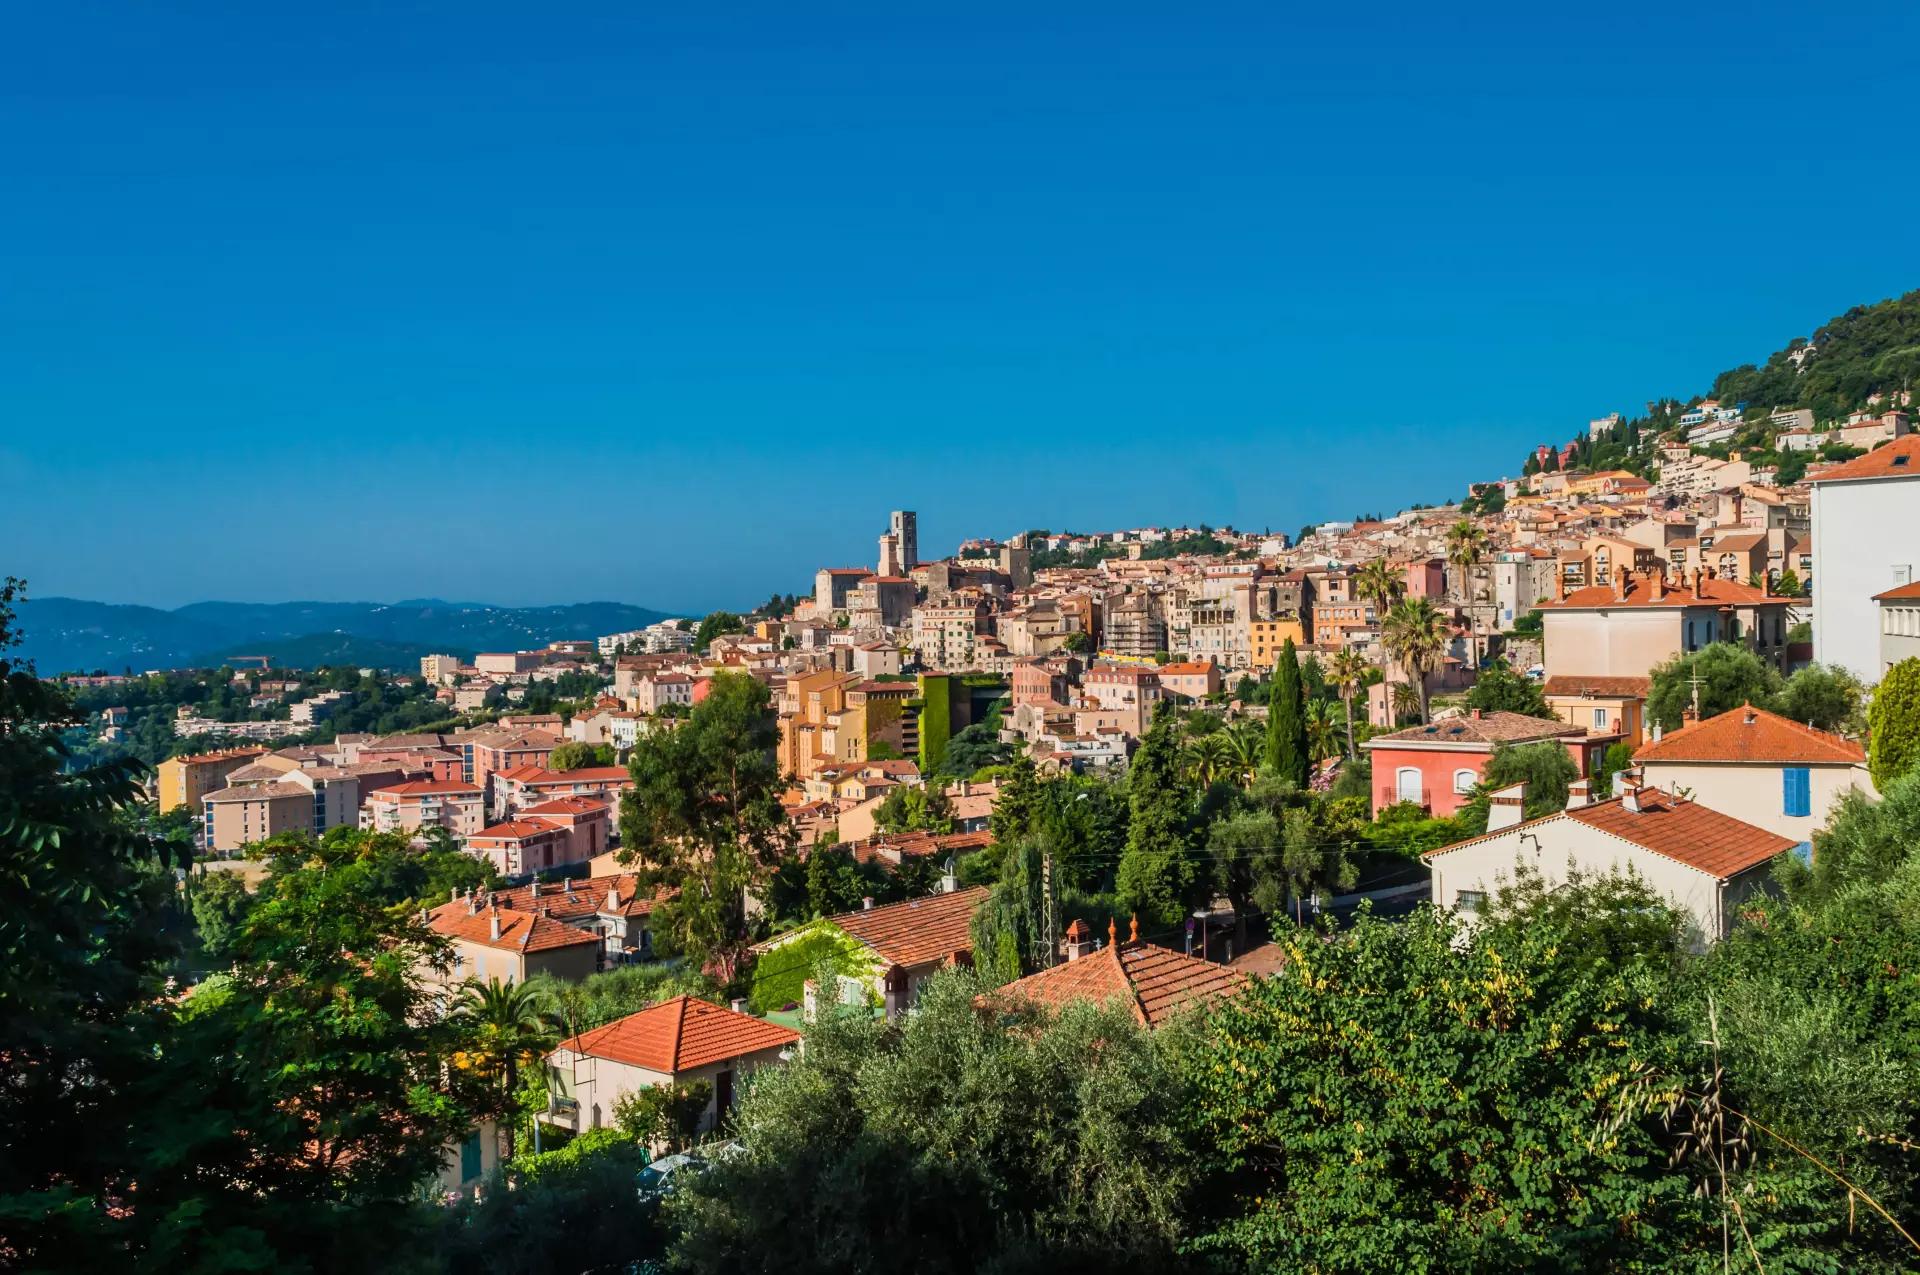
1129,914,1139,944
1108,916,1117,947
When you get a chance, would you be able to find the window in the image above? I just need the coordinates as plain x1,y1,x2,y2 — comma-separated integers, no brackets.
1592,708,1609,730
1396,767,1423,802
1452,768,1478,794
1782,767,1811,818
1456,890,1488,914
459,1131,483,1183
1792,841,1813,866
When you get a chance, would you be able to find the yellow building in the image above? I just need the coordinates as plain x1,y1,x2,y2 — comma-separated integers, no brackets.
1248,618,1307,669
155,747,269,815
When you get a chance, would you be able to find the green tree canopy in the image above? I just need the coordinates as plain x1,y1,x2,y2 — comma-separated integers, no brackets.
1462,659,1552,717
1646,642,1785,732
1868,657,1920,789
1116,703,1197,926
1265,638,1309,786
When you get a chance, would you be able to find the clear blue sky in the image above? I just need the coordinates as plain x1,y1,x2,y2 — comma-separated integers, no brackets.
5,2,1917,613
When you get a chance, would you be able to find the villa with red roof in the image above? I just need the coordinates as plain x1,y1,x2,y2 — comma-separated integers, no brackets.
1540,565,1794,680
542,996,800,1140
1423,777,1797,950
491,764,633,819
1361,709,1607,817
1633,703,1874,843
360,779,486,838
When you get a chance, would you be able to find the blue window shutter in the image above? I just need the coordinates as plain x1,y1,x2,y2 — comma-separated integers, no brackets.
460,1131,482,1181
1783,768,1810,818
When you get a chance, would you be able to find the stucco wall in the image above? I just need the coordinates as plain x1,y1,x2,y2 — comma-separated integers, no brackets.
1813,477,1920,683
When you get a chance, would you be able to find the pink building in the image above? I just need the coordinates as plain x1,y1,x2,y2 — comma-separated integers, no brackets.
1405,557,1447,599
361,780,486,838
492,764,634,819
1155,660,1221,701
1360,710,1607,817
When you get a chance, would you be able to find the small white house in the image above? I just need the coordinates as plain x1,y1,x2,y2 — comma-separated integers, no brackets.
1422,780,1795,950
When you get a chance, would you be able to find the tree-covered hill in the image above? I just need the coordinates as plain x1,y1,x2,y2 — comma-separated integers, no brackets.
1710,288,1920,421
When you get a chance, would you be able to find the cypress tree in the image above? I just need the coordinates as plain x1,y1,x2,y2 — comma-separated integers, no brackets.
1116,703,1196,926
1266,638,1309,787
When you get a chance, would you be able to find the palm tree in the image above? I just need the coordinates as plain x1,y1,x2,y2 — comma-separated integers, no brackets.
1390,681,1423,726
1445,519,1489,668
1353,558,1403,617
1221,719,1264,788
1382,597,1450,724
1182,732,1232,789
455,977,563,1163
1327,649,1370,757
1304,699,1339,764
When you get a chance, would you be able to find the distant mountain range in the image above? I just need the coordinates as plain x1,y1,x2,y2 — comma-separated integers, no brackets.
14,597,676,674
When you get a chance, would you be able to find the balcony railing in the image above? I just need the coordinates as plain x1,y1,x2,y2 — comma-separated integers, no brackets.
1378,786,1429,810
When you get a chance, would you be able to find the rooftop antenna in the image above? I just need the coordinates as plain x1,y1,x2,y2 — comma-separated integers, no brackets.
1687,670,1706,721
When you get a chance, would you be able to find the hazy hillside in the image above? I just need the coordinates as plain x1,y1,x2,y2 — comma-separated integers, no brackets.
14,597,674,673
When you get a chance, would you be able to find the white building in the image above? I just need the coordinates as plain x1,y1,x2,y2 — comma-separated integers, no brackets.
1810,437,1920,682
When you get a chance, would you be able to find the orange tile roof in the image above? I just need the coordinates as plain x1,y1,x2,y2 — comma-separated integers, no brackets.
471,820,567,841
1545,575,1786,610
1366,711,1585,748
1543,675,1652,698
1873,581,1920,602
820,886,990,969
1809,435,1920,482
556,996,798,1073
520,795,613,817
1568,790,1798,878
989,941,1247,1027
463,874,672,923
1633,704,1864,766
1423,791,1795,881
426,903,600,953
518,766,631,785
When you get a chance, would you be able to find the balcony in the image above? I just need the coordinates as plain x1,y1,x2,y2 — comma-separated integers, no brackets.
1377,785,1429,811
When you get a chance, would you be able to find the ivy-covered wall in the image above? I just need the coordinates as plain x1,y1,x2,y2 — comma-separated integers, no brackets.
918,674,952,774
747,921,880,1014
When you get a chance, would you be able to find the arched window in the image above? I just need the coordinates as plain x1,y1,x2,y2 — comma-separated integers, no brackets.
1395,767,1422,803
1452,768,1478,795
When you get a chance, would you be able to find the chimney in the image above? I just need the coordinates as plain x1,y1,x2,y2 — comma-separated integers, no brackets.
450,887,459,903
1648,568,1665,602
605,885,620,911
1486,782,1528,831
1622,783,1643,814
564,877,574,893
940,871,958,894
730,997,748,1014
488,908,502,941
1470,708,1482,720
1612,564,1627,602
862,896,875,911
1651,721,1663,742
1682,705,1699,724
530,878,541,898
1063,918,1092,961
1743,703,1757,725
1566,779,1592,810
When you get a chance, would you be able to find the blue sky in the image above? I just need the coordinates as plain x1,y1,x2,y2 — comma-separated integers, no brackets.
4,2,1917,613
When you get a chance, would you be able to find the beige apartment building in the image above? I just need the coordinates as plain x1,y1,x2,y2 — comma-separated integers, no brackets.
156,747,268,815
1540,567,1792,680
202,782,312,852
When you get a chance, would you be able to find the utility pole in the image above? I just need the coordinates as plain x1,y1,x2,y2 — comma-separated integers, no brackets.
1039,852,1056,969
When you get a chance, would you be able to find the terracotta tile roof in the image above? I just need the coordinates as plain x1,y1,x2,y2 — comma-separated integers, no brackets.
988,941,1247,1027
426,903,601,953
1568,790,1798,878
205,781,309,802
1365,711,1585,748
1543,675,1652,698
1873,581,1920,602
520,796,613,817
515,766,632,785
1634,704,1865,766
471,874,671,922
557,996,798,1074
817,886,990,969
1809,436,1920,482
1228,942,1291,977
471,820,567,841
1545,575,1786,610
374,780,483,797
1422,791,1796,881
841,829,995,865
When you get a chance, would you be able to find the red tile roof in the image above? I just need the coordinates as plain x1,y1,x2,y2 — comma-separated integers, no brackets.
1366,711,1585,748
1545,575,1786,610
1809,435,1920,482
1633,704,1865,766
556,996,798,1073
1543,675,1652,698
1422,790,1795,881
988,941,1248,1027
1873,581,1920,602
375,780,483,797
1568,790,1798,878
471,820,568,841
426,903,601,953
818,886,990,969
